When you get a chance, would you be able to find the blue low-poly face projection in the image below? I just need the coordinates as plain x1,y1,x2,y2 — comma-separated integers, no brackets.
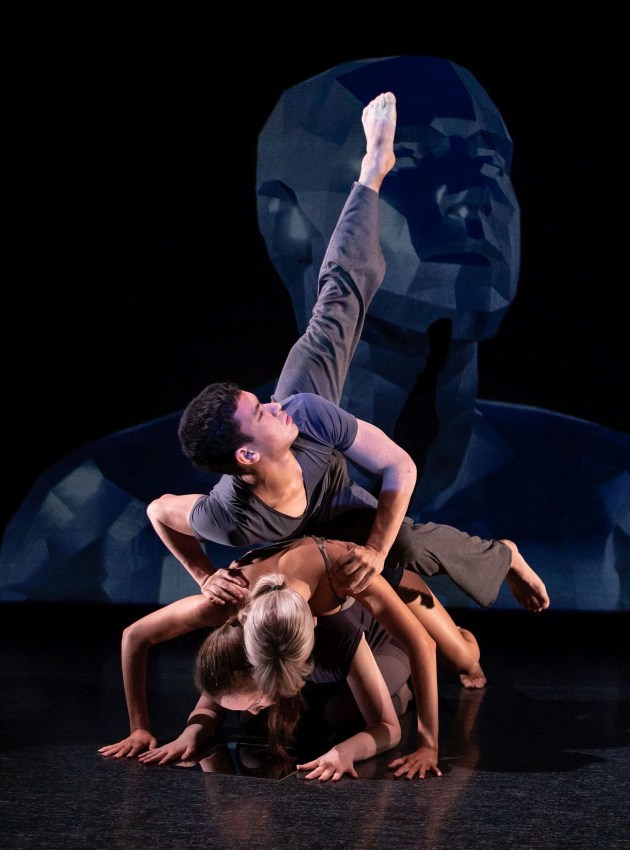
257,55,520,347
257,55,521,504
2,57,627,613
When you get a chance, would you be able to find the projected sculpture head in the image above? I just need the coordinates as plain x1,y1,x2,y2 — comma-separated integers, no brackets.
256,56,520,509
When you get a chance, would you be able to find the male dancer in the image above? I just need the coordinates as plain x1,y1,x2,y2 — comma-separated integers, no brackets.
147,92,549,614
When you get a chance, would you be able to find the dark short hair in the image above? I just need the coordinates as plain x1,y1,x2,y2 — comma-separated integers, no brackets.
178,381,250,474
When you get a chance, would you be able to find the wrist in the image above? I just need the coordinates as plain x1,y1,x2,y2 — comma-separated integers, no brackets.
364,540,387,559
199,570,218,588
416,734,438,752
129,715,151,732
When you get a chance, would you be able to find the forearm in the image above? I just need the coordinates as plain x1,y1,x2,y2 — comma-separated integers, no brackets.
366,469,416,558
344,420,417,560
334,719,400,764
356,577,439,752
407,645,439,751
153,523,215,585
183,705,223,748
121,629,152,732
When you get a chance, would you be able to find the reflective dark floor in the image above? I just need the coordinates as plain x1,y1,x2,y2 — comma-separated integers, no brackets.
1,603,629,850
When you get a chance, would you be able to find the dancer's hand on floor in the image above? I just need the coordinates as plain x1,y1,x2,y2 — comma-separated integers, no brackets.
98,729,157,759
388,745,442,780
297,747,359,782
138,736,197,766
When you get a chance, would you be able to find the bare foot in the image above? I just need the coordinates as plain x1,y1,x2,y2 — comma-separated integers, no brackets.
359,91,397,192
457,627,487,689
502,539,550,613
460,666,487,689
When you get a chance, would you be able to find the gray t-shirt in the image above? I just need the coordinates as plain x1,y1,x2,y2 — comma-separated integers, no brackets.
189,393,358,546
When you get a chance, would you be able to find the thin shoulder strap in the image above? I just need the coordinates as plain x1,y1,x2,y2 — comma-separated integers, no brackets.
311,536,352,610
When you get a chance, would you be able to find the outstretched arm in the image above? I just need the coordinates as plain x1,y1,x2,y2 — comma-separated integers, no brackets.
333,420,417,593
146,494,248,603
98,595,226,759
296,634,401,781
354,575,442,780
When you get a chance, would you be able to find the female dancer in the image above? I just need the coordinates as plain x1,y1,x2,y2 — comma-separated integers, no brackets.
100,534,485,780
133,599,413,781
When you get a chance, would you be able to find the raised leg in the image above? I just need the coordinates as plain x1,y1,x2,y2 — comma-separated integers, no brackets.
273,93,396,404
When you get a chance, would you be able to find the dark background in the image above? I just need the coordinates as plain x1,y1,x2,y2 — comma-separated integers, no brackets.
5,4,629,535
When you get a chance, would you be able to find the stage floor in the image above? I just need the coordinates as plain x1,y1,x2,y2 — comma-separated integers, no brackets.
1,604,629,849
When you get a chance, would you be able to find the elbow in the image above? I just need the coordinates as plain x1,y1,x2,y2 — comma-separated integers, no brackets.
122,623,135,642
122,623,151,652
387,450,416,491
147,496,166,523
385,717,402,749
369,718,401,754
423,633,437,655
122,624,139,648
403,452,417,488
147,494,177,525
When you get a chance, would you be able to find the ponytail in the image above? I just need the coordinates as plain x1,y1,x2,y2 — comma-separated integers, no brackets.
241,573,315,698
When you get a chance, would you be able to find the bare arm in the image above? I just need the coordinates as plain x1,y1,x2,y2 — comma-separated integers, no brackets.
147,494,216,584
354,575,442,780
147,494,248,603
335,419,417,592
98,595,227,759
296,635,401,781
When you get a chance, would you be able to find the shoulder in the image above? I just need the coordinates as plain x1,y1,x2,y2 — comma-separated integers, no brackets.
282,393,358,449
191,475,239,511
189,475,248,543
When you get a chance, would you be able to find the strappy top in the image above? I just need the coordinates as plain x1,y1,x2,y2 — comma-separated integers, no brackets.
311,536,354,612
233,535,354,613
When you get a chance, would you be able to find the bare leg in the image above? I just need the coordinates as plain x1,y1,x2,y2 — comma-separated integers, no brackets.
396,571,487,689
501,539,550,612
358,91,397,191
456,629,486,689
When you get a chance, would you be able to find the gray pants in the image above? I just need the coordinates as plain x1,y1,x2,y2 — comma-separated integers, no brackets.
273,182,385,405
273,182,510,608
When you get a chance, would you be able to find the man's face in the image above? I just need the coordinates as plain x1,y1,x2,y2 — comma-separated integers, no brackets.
233,391,298,459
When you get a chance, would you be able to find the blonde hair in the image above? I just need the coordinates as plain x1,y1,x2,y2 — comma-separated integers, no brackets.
241,573,314,698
